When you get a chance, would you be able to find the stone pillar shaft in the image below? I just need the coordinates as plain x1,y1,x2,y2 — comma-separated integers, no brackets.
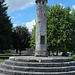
35,0,47,56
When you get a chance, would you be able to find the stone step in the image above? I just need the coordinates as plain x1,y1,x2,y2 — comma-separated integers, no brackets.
5,59,75,67
0,56,75,75
0,73,7,75
1,62,75,72
9,56,73,63
0,68,75,75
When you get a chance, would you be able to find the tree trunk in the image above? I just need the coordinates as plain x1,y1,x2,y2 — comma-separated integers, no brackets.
52,51,54,56
19,50,21,55
56,50,58,56
48,50,50,56
16,49,18,54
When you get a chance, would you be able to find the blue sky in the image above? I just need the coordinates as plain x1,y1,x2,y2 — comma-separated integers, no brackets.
5,0,75,32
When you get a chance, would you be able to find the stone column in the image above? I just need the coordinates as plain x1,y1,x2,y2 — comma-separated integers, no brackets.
35,0,48,57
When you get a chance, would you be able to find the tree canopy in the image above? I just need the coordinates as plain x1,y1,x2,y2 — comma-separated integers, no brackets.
70,9,75,52
12,26,31,55
0,0,12,53
30,4,75,55
30,25,36,48
47,5,72,54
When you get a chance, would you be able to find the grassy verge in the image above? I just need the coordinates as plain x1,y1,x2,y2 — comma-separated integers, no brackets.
0,56,11,63
0,55,26,63
72,55,75,60
0,59,5,63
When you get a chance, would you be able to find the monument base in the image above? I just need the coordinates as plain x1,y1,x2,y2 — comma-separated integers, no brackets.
35,55,48,57
35,50,48,57
0,56,75,75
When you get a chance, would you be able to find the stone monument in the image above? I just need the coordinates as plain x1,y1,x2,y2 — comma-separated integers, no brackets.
0,0,75,75
35,0,48,56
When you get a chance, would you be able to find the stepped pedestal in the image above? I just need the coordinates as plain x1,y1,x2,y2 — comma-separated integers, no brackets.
0,56,75,75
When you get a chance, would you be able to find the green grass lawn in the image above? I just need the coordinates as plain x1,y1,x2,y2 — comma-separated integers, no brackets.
0,55,25,63
72,55,75,60
0,56,10,63
0,59,5,63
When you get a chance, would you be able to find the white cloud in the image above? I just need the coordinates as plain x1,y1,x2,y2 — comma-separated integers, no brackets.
70,11,72,14
60,4,65,8
26,20,36,32
5,0,35,13
70,5,75,14
13,24,18,27
60,4,63,6
73,5,75,10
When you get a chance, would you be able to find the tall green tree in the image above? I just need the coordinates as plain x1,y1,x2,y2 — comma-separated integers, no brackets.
70,9,75,53
30,5,75,55
30,25,36,48
0,0,12,53
12,26,31,55
47,5,72,55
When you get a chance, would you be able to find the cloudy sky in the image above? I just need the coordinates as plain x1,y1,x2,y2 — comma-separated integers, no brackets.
5,0,75,32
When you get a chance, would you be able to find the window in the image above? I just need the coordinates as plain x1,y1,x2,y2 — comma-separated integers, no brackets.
44,14,45,16
42,1,44,4
38,21,40,23
41,36,45,44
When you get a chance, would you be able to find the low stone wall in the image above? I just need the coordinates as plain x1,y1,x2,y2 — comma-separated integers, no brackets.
21,48,35,55
11,48,35,55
